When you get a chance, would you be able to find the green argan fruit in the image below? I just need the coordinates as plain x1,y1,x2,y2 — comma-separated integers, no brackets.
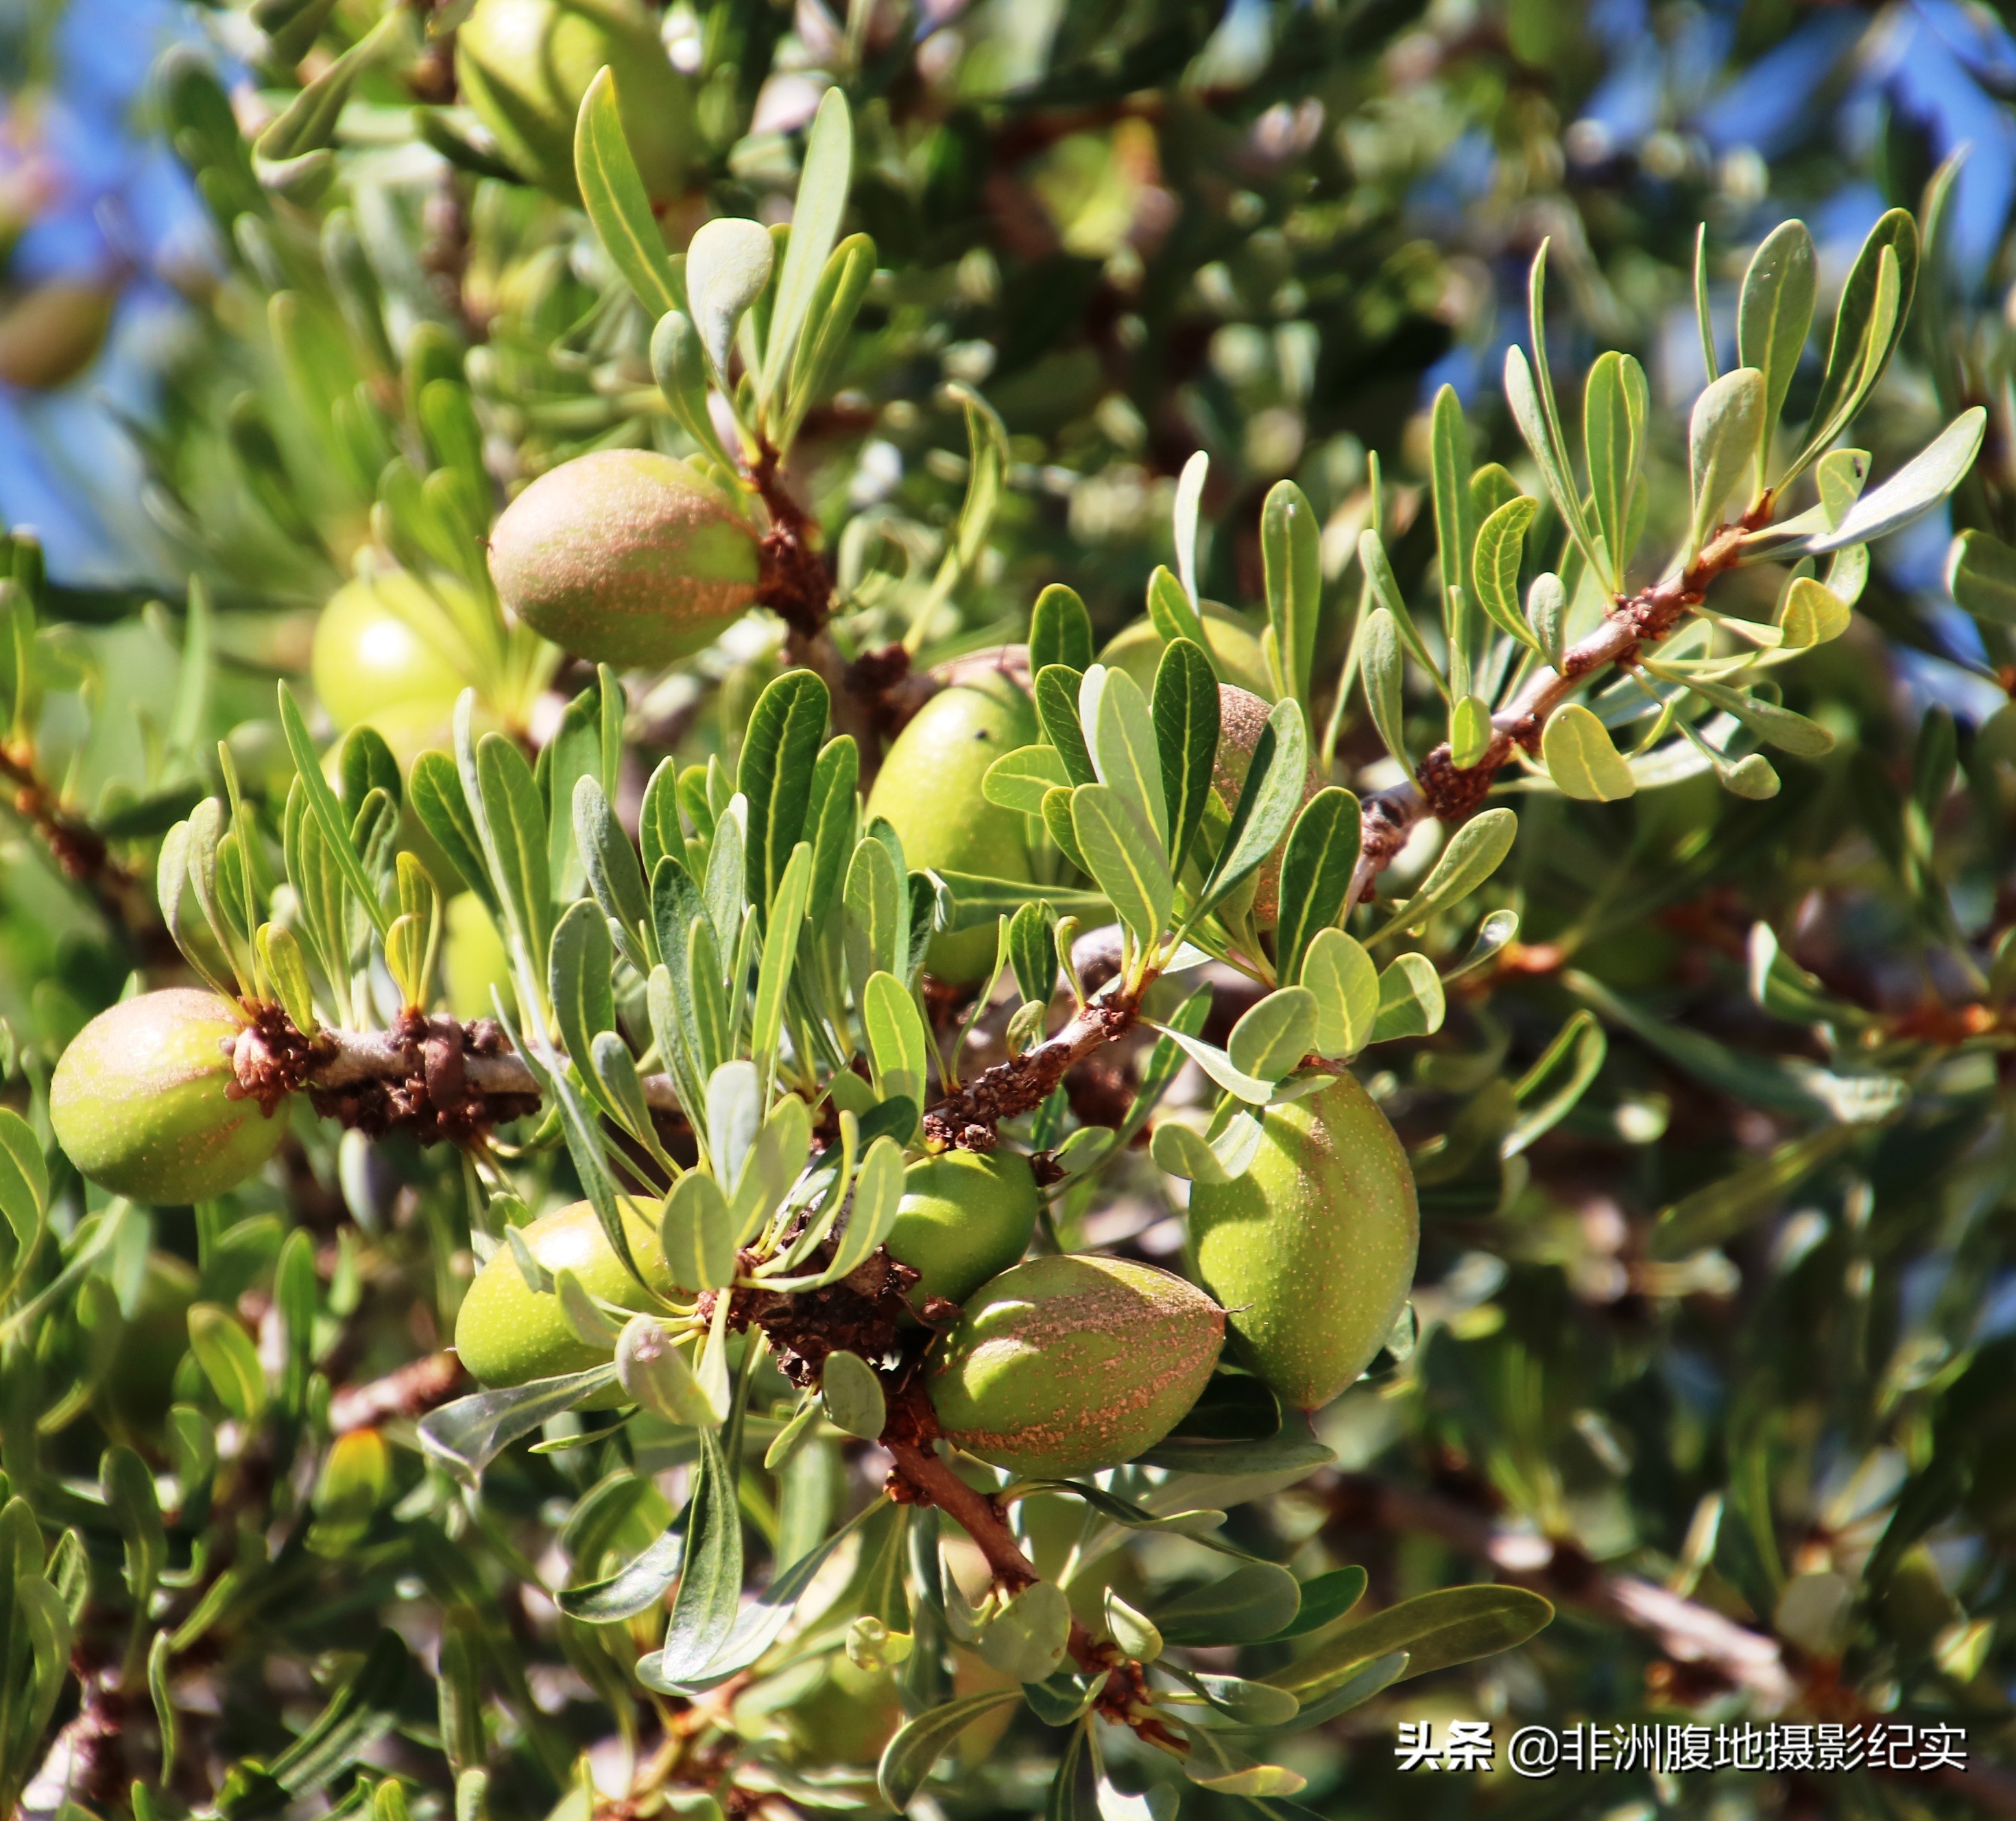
455,1198,675,1390
442,893,514,1022
928,1255,1223,1477
861,670,1039,985
888,1150,1040,1310
455,0,693,202
1099,601,1275,700
488,450,761,668
311,572,477,766
1184,1074,1417,1411
51,990,284,1203
1208,683,1319,926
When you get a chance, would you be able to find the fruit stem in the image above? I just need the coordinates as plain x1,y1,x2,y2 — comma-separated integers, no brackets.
1344,506,1773,911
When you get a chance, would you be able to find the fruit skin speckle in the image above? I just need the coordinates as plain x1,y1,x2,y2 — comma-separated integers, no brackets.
488,450,761,668
862,670,1037,985
887,1149,1040,1311
51,989,286,1204
455,1199,676,1396
1184,1074,1417,1411
928,1254,1224,1477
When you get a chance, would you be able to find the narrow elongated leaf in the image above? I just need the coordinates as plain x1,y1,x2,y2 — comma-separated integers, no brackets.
1035,664,1095,786
1360,609,1408,778
1081,665,1167,852
1072,784,1173,948
863,974,927,1110
1371,807,1516,945
188,1303,267,1422
1947,528,2016,625
1738,219,1816,474
1146,564,1212,656
1198,699,1309,919
1262,480,1321,711
474,727,555,984
418,1367,616,1485
1471,495,1540,650
411,751,496,914
639,1425,743,1689
574,775,649,960
877,1689,1024,1810
1275,788,1360,985
1264,1586,1553,1695
1153,638,1221,878
983,744,1071,813
1007,900,1058,1007
1542,703,1636,801
278,684,392,939
1688,367,1765,555
739,669,830,926
1146,1021,1275,1105
1802,409,1986,555
573,68,679,316
549,899,614,1087
1504,344,1599,573
825,1135,904,1280
1684,679,1835,757
662,1171,735,1291
760,88,852,409
782,232,877,442
1153,1562,1301,1646
1583,351,1638,586
802,736,860,925
750,841,812,1078
1798,208,1919,474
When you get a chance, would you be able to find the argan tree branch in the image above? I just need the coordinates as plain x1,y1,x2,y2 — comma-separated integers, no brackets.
1347,516,1764,908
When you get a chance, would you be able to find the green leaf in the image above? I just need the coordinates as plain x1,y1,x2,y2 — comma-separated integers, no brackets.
982,743,1071,813
1081,665,1167,852
187,1303,268,1423
1178,1726,1307,1798
572,68,682,311
1795,208,1919,481
0,1106,48,1263
1197,698,1309,920
1370,953,1444,1042
1777,576,1852,647
1275,788,1360,987
1029,583,1095,673
1360,608,1409,779
574,775,650,965
1261,1566,1367,1641
1146,564,1212,660
1264,1585,1553,1696
1683,679,1834,758
750,841,812,1083
821,1349,886,1440
262,1630,409,1801
1007,900,1058,1008
863,974,928,1109
1035,664,1096,786
1145,1020,1275,1105
738,670,830,927
1583,351,1644,587
640,1424,744,1689
661,1170,735,1292
1301,927,1379,1059
1526,571,1568,670
929,871,1109,933
760,88,852,411
1470,495,1540,651
1738,219,1816,481
549,899,615,1103
1448,694,1491,770
1262,480,1321,712
1504,1010,1607,1157
1072,784,1173,948
410,751,496,914
1152,638,1221,878
1227,989,1317,1081
1541,703,1635,801
1948,529,2016,625
1371,807,1516,945
1802,409,1986,555
845,832,905,993
1504,343,1600,577
471,725,555,997
278,684,392,940
783,233,877,443
685,216,773,378
1153,1562,1301,1647
876,1689,1024,1811
1688,366,1766,556
102,1443,164,1609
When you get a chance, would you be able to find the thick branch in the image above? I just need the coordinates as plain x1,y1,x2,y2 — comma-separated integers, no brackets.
1348,519,1760,908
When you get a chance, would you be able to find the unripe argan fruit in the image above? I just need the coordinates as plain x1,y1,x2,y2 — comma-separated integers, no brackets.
455,1198,675,1391
455,0,693,202
488,450,761,668
442,893,514,1022
311,572,476,766
51,990,284,1203
778,1656,904,1765
1209,684,1319,926
862,671,1038,985
1099,602,1274,701
928,1255,1223,1477
1184,1075,1417,1411
888,1150,1039,1310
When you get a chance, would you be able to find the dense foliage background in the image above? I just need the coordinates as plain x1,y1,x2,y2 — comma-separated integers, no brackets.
3,1,2016,1818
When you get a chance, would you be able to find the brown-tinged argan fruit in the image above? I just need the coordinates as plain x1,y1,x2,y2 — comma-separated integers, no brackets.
928,1255,1223,1477
455,0,693,202
861,669,1038,985
0,280,115,389
488,450,761,668
888,1150,1040,1310
1184,1074,1417,1411
51,990,283,1204
455,1198,675,1390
